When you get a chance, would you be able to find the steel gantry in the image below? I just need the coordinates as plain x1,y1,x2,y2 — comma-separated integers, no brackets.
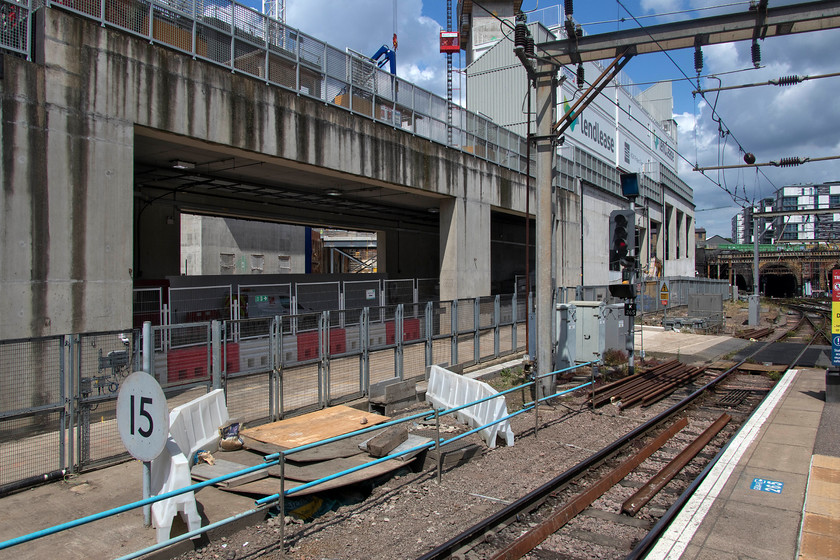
519,0,840,392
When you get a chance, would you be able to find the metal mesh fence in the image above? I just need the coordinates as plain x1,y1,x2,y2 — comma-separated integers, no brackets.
0,335,66,486
457,299,475,333
0,0,31,57
226,372,270,424
431,338,451,368
0,336,65,412
327,355,362,405
296,282,340,313
169,285,232,325
0,292,533,489
384,279,413,306
0,411,64,486
403,342,425,381
76,331,136,469
478,296,495,329
156,323,211,388
457,333,474,366
479,330,495,362
280,363,320,415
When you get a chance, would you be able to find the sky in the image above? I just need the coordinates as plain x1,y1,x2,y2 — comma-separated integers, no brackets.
246,0,840,239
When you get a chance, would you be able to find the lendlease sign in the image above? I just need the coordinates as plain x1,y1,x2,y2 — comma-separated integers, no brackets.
653,134,676,164
563,97,617,163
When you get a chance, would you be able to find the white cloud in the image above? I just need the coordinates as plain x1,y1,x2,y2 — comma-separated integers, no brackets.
677,28,840,237
285,0,453,98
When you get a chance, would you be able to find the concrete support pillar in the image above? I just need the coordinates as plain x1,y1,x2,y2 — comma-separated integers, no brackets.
439,197,491,300
534,63,557,397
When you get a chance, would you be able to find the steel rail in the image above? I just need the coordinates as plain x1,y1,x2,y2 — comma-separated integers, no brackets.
415,355,755,560
621,413,731,516
625,321,824,560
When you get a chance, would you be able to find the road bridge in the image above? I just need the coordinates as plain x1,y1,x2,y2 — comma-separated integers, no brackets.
1,2,531,340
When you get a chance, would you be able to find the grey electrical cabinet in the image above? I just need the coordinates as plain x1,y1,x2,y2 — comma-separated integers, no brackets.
556,301,630,368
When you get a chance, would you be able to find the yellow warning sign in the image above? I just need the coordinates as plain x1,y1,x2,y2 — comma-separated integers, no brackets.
660,282,670,305
833,301,840,334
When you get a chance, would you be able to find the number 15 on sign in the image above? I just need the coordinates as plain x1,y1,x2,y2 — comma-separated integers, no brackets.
117,371,168,462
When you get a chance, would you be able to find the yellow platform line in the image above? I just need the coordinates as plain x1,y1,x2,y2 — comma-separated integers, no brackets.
799,455,840,560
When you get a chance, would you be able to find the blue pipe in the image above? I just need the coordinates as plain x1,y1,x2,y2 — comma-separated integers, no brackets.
256,439,440,506
3,361,598,553
115,507,262,560
259,379,594,506
0,460,278,551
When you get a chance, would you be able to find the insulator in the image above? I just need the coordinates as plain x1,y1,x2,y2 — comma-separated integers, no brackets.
779,157,801,167
776,75,802,86
751,41,761,68
576,64,585,89
575,24,583,37
525,35,534,57
564,0,574,16
514,20,527,50
694,45,703,74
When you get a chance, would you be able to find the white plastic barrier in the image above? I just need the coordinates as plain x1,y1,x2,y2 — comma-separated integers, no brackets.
150,438,201,543
150,389,229,543
425,365,514,448
168,389,229,465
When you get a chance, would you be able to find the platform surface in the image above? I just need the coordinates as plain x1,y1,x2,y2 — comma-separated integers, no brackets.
645,366,840,560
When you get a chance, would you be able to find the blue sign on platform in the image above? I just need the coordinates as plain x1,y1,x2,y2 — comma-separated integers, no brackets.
751,478,784,494
833,335,840,366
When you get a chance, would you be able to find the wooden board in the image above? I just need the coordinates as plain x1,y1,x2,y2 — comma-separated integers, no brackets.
191,458,268,488
273,455,374,482
360,433,433,462
241,406,390,449
242,432,368,462
708,360,787,373
220,458,411,498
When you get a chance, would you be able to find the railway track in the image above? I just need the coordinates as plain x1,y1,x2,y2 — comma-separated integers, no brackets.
780,302,831,345
417,321,823,560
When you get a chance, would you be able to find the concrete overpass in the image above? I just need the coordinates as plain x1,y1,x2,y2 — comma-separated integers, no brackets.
1,3,532,340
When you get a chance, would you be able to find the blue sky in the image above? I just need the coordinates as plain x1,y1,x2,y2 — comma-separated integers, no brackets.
244,1,840,239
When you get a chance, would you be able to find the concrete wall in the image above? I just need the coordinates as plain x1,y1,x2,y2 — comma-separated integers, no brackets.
1,8,528,339
181,215,307,275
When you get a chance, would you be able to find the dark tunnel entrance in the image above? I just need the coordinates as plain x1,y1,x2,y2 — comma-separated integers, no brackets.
762,264,799,297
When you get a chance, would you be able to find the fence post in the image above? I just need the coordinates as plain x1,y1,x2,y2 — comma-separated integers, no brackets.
321,311,330,406
494,295,500,359
142,322,152,373
211,320,222,391
361,307,370,393
425,301,433,371
66,335,77,474
395,304,404,380
511,294,518,351
473,298,480,364
451,300,458,366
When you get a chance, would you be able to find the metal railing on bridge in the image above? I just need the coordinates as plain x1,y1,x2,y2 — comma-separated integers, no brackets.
0,0,31,58
22,0,529,173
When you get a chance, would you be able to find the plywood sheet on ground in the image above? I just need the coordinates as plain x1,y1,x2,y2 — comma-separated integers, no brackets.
191,458,268,487
241,406,390,449
220,458,411,498
242,432,368,462
276,455,375,482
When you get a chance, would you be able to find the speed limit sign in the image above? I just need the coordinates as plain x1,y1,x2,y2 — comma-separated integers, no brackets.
117,371,168,461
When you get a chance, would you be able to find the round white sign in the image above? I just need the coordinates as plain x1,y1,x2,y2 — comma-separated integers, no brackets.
117,371,168,462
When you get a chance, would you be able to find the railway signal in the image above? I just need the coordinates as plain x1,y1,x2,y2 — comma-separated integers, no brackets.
609,209,635,270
